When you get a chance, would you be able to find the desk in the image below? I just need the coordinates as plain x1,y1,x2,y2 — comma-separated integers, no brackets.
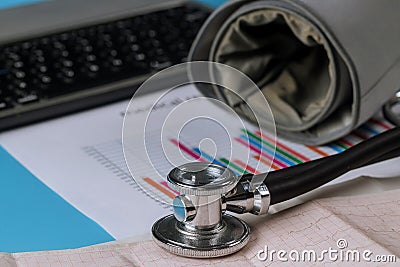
0,0,230,253
1,0,399,257
2,177,399,266
0,0,47,10
0,147,114,252
2,85,400,253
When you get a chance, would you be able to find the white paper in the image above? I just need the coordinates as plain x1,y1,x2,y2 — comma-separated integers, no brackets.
1,84,399,241
0,95,170,239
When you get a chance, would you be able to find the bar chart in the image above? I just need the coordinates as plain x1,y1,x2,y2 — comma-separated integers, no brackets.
83,116,392,206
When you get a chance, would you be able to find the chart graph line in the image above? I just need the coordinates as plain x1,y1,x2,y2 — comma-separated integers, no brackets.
83,117,394,206
255,131,310,162
254,154,280,170
245,129,302,164
234,159,260,174
144,177,175,199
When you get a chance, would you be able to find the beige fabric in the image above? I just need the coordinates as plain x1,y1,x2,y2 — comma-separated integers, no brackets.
213,9,339,131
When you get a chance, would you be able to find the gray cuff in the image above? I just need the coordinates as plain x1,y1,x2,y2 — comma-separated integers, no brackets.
189,0,400,145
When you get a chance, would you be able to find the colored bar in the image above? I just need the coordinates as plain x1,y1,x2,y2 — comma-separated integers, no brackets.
352,129,368,140
243,129,301,165
235,138,287,169
362,124,379,135
253,154,280,170
338,138,354,148
143,177,175,199
370,118,392,130
241,135,294,166
255,131,310,162
193,148,225,167
233,160,260,174
160,181,179,195
170,139,205,162
306,145,330,157
220,158,248,174
334,141,349,150
327,144,345,153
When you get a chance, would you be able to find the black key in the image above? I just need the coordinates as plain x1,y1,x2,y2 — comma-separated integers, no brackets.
0,101,9,110
14,70,26,79
81,63,100,78
150,59,172,70
13,61,24,69
40,75,52,84
0,3,211,131
17,93,39,105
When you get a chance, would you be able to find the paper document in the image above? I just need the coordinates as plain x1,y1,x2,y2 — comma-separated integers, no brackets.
1,187,399,266
0,84,399,243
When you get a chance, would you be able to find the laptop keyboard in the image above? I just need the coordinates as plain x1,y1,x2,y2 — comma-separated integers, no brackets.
0,3,210,130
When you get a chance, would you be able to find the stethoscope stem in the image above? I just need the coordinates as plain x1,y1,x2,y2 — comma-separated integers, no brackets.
223,178,270,215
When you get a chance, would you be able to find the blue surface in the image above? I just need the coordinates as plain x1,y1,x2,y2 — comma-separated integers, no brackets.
0,0,226,253
0,0,48,10
198,0,227,8
0,146,115,253
0,0,226,10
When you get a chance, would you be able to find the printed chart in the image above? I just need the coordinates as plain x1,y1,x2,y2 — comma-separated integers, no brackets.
83,117,393,206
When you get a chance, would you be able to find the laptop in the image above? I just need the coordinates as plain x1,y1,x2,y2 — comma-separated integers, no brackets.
0,0,211,130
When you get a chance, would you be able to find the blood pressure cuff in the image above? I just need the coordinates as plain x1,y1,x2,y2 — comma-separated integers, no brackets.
189,0,400,145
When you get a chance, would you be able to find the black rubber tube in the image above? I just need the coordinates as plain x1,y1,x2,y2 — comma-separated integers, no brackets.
241,145,400,183
267,127,400,204
240,127,400,205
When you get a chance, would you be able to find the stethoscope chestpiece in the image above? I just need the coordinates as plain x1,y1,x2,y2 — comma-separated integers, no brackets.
152,162,251,258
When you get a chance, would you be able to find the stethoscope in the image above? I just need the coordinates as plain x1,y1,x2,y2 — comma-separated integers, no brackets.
151,93,400,258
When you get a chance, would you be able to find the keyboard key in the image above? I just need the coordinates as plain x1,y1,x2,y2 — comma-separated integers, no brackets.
17,93,39,105
0,3,211,130
0,101,8,110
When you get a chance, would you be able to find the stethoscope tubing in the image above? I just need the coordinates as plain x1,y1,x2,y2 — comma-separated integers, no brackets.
240,126,400,205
